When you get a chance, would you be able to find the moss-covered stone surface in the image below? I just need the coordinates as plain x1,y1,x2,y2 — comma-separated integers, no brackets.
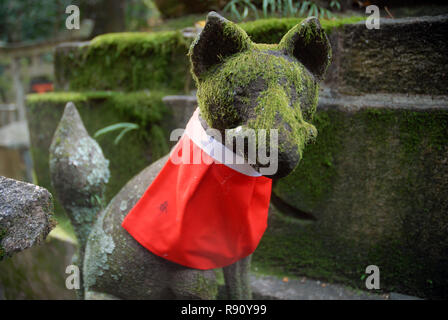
0,236,77,299
267,106,448,299
327,15,448,95
55,31,192,92
54,16,364,93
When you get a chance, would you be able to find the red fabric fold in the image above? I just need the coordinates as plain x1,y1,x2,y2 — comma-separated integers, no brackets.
122,135,272,270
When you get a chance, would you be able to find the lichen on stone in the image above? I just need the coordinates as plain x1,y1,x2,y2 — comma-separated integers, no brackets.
83,205,115,292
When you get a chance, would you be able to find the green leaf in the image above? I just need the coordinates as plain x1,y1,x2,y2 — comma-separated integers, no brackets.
94,122,139,138
245,0,259,19
299,1,309,16
286,0,296,16
319,7,325,19
114,125,138,145
262,0,270,18
232,4,242,21
330,0,341,10
242,6,249,19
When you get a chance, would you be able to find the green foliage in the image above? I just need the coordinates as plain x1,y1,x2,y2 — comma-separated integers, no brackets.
224,0,259,22
221,0,342,21
296,1,338,19
263,0,296,17
125,0,161,31
57,31,191,92
0,0,162,43
94,123,140,145
240,15,364,43
0,0,72,43
271,107,448,299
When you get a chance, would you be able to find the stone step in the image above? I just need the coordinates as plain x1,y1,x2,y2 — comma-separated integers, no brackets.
250,273,421,300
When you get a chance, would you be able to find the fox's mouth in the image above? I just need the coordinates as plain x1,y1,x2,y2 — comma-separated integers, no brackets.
222,122,311,180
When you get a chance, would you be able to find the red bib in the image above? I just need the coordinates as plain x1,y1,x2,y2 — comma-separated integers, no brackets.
122,109,272,270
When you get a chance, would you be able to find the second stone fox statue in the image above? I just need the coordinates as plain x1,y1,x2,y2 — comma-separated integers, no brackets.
50,11,331,299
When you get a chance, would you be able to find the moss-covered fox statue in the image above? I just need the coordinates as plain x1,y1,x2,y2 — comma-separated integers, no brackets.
49,12,331,299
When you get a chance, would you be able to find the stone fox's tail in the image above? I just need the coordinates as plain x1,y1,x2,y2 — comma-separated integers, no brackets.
49,102,110,297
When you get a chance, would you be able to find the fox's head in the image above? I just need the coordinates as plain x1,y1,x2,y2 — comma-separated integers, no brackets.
189,12,331,179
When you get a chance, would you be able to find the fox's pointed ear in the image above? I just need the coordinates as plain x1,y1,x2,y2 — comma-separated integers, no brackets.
189,11,251,79
279,17,332,81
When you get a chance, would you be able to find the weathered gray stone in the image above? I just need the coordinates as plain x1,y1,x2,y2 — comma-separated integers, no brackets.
325,15,448,95
389,292,422,300
250,274,387,300
49,101,110,298
50,102,110,248
0,176,55,259
223,255,252,299
162,95,198,129
0,121,30,149
46,103,217,299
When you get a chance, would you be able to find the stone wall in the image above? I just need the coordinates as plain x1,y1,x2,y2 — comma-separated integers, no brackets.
272,15,448,299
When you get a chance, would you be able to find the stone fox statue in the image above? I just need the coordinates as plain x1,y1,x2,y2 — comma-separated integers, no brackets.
50,12,331,299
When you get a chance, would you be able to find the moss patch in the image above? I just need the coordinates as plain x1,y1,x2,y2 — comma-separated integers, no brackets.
268,107,448,299
55,31,191,92
274,109,342,212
